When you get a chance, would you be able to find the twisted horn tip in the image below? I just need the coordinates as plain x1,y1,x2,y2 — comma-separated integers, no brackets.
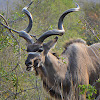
75,3,80,10
27,1,33,8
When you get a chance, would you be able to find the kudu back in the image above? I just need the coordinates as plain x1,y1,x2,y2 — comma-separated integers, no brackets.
0,2,100,100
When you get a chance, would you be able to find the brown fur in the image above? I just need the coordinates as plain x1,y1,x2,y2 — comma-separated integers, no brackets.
25,39,100,100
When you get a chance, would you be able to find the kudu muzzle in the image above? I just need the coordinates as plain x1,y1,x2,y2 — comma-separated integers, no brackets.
25,52,41,71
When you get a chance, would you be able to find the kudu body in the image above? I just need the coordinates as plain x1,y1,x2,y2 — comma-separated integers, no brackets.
0,2,100,100
26,38,100,100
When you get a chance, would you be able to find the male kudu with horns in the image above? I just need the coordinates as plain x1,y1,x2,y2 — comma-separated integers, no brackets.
0,2,100,100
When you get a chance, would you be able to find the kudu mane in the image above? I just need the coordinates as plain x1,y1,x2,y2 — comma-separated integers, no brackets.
0,2,100,100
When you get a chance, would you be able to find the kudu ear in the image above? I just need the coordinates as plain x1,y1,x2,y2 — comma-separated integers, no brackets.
43,37,58,55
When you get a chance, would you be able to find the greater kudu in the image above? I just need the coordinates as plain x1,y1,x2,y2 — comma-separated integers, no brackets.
0,2,100,100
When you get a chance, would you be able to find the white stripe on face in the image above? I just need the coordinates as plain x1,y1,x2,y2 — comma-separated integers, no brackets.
28,52,40,55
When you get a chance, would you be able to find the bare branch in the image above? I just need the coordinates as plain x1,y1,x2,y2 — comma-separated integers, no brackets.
81,17,100,41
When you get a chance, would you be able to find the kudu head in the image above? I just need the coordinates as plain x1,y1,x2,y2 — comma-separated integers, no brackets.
0,2,80,72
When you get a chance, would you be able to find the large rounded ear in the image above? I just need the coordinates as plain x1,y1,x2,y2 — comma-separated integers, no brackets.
43,37,58,55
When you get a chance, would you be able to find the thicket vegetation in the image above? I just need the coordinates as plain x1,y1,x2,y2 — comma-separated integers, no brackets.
0,0,100,100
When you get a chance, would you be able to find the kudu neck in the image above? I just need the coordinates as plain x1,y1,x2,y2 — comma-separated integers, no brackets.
43,52,67,80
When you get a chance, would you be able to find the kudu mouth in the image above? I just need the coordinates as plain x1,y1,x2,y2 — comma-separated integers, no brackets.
26,60,41,76
26,61,39,71
26,66,33,71
25,54,41,72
